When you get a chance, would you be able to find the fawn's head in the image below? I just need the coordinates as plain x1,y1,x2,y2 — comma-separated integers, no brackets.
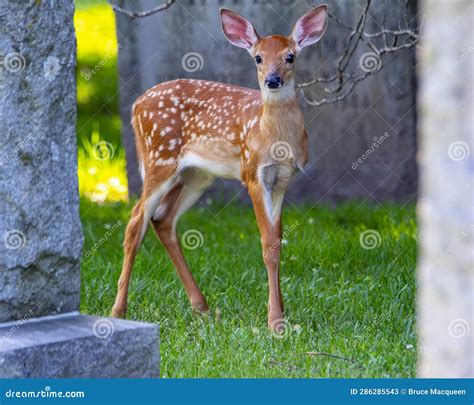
220,5,328,97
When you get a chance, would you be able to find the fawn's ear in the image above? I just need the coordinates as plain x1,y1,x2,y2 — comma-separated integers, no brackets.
220,8,260,51
291,5,328,50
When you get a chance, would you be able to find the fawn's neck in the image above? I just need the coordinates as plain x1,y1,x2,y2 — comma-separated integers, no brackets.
258,79,304,142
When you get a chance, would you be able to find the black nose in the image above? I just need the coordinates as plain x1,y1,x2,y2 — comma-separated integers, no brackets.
265,74,283,89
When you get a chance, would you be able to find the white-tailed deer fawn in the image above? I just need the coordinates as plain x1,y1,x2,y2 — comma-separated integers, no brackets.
111,5,328,332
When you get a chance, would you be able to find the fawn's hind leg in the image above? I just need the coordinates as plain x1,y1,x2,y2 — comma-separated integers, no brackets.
151,170,213,312
111,171,177,318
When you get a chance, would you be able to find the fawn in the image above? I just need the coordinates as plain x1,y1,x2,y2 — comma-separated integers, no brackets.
111,5,328,332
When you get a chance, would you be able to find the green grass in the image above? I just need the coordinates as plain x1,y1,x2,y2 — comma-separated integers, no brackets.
80,199,417,378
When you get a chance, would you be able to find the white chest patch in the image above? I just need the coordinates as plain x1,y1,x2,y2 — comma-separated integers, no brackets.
257,163,294,223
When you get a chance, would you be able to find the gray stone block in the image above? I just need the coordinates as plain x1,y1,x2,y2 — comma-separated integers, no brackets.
0,313,159,378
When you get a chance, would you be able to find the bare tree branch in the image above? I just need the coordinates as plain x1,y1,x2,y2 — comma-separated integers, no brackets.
298,0,419,107
107,0,176,19
108,0,417,106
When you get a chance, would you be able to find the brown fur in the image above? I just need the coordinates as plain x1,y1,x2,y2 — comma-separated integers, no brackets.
111,6,327,333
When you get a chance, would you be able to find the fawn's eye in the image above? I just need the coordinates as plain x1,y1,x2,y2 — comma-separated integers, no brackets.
255,55,262,64
286,54,295,64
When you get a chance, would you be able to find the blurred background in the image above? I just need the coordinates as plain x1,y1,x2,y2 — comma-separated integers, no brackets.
75,0,126,202
75,0,418,205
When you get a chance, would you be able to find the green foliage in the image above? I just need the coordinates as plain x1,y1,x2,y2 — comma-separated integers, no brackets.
75,0,127,201
80,200,417,377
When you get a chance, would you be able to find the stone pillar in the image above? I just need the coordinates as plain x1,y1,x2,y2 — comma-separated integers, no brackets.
418,0,473,377
0,0,81,324
0,0,159,377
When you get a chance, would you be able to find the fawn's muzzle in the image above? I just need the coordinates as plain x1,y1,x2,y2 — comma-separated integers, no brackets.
265,74,283,89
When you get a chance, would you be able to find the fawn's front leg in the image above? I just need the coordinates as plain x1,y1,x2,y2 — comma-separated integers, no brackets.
247,179,286,332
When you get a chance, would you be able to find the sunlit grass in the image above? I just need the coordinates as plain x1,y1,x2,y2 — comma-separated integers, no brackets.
74,0,127,201
78,125,128,202
80,200,418,377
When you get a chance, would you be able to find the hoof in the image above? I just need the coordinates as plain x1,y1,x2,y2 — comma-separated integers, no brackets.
190,295,209,313
191,301,210,314
110,305,127,319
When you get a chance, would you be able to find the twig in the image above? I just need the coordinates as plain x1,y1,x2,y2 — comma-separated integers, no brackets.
108,0,417,106
298,0,419,107
304,351,355,363
107,0,176,19
268,359,319,373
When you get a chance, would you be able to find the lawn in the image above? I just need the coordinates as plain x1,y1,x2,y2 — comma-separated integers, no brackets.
80,199,417,378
